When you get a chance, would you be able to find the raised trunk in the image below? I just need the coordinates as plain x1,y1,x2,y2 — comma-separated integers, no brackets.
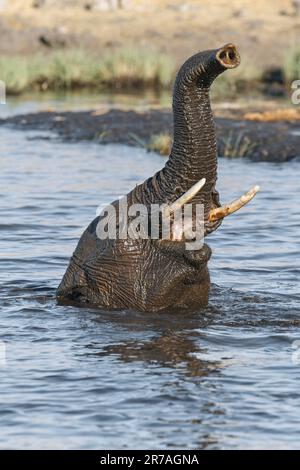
165,84,217,220
132,45,240,226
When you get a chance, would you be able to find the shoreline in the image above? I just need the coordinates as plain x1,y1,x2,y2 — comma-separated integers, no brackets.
1,108,300,162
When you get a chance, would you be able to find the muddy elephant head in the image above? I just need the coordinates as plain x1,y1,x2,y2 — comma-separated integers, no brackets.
57,44,259,313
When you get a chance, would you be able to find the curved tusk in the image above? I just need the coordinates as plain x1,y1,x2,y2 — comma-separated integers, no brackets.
164,178,206,216
209,185,260,222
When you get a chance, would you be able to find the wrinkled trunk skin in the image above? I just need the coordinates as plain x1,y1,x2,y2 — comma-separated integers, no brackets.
131,46,240,232
57,45,240,312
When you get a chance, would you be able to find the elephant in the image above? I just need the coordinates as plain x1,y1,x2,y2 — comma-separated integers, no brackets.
57,43,259,313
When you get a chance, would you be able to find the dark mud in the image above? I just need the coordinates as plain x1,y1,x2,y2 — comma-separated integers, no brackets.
1,108,299,162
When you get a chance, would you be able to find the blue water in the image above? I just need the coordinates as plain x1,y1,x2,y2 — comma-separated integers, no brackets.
0,126,300,449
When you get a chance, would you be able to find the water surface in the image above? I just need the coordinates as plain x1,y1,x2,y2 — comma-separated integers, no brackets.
0,126,299,449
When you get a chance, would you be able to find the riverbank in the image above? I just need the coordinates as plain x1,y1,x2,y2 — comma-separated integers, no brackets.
2,107,299,162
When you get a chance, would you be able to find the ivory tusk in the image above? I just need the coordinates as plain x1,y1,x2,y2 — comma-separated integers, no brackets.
164,178,206,216
209,185,260,222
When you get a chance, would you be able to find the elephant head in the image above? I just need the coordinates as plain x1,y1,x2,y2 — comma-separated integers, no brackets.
57,44,259,313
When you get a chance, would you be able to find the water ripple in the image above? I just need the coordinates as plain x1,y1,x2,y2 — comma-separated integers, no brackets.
0,127,300,449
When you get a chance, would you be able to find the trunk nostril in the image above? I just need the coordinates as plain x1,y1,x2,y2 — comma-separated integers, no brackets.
216,44,240,69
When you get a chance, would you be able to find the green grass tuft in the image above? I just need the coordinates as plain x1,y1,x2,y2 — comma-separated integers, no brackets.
0,47,294,98
283,47,300,83
0,56,31,94
98,47,175,88
212,62,261,99
0,47,176,95
219,131,257,159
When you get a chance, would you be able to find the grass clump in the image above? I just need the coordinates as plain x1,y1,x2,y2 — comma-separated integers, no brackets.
283,47,300,83
212,62,261,100
147,132,172,155
0,56,32,94
219,131,257,159
40,50,98,90
0,50,99,93
1,47,296,99
128,131,172,156
0,47,176,95
98,47,175,89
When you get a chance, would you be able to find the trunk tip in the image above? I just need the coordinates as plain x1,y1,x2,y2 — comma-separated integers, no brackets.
216,44,240,69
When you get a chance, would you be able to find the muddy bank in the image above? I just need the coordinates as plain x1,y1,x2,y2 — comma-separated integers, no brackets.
1,1,300,70
1,109,299,162
1,2,299,97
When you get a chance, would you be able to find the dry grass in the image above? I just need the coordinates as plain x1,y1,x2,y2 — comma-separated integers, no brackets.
147,132,172,155
244,108,300,121
219,131,257,159
131,129,258,159
127,131,172,155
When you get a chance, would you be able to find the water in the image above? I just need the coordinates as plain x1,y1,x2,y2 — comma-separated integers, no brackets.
0,90,171,118
0,125,300,450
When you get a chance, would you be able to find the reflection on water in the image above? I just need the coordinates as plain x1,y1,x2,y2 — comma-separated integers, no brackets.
0,126,300,449
1,89,290,119
94,325,219,379
0,90,171,118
